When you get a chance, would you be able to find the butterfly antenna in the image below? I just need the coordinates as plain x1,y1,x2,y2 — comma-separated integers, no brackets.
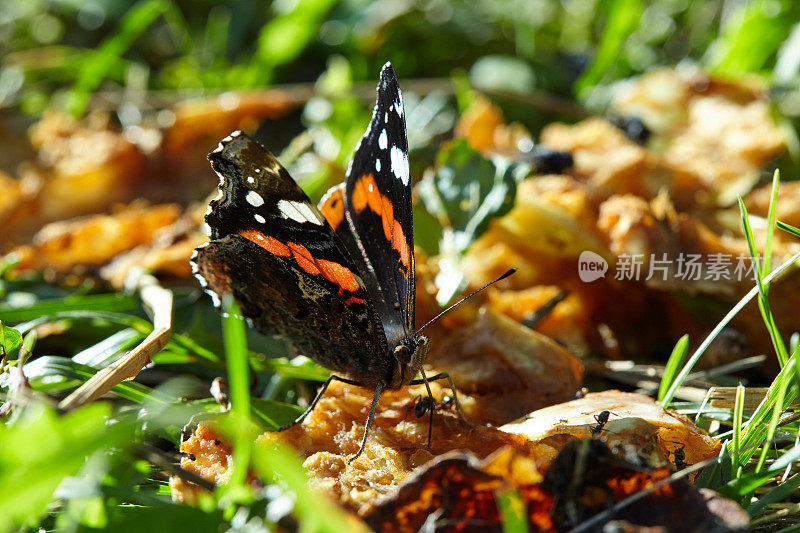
416,268,516,334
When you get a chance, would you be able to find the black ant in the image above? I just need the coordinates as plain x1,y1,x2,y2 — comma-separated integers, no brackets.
590,410,611,438
669,441,687,470
413,395,434,418
412,395,455,418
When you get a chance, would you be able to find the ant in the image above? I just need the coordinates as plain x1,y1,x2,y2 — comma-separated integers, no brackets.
590,410,611,438
668,441,687,470
412,395,455,418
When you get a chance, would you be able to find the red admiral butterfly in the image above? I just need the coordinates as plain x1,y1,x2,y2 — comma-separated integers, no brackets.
191,63,470,459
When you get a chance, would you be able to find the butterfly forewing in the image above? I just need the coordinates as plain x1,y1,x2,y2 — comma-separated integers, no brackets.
192,132,392,386
340,63,415,347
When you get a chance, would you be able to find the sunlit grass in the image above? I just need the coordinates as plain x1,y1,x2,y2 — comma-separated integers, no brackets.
658,171,800,525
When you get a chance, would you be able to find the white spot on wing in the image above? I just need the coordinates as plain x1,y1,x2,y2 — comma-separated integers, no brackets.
254,213,266,223
211,171,226,201
246,191,264,207
378,129,388,150
207,290,221,308
384,112,388,122
190,248,200,273
247,176,255,184
376,159,381,172
277,199,324,225
191,245,212,298
390,145,409,185
395,98,403,117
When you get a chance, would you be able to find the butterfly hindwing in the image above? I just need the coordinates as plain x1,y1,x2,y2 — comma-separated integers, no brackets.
340,63,415,347
192,132,391,386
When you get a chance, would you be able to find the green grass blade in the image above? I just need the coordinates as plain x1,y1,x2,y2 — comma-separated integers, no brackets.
575,0,643,95
777,219,800,239
0,294,142,323
22,356,170,404
707,0,798,76
722,444,800,496
167,333,222,363
497,488,530,533
661,250,800,406
14,311,150,335
658,334,689,404
223,299,250,419
220,296,252,501
728,356,799,468
65,0,169,116
774,522,800,533
748,473,800,517
761,170,780,280
72,328,143,367
731,383,745,478
739,196,788,366
249,398,303,430
753,358,795,474
253,0,337,84
0,403,129,530
739,197,764,289
250,355,330,381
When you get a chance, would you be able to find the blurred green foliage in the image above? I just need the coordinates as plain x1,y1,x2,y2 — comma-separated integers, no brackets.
418,138,525,303
5,0,800,174
0,321,23,356
3,0,800,114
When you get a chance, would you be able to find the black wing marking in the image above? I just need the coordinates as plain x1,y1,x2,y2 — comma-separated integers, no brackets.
340,62,415,348
192,236,390,388
204,131,329,243
191,131,390,384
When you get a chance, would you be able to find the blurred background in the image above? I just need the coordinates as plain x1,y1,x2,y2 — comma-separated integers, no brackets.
3,0,800,133
3,0,800,364
3,0,800,229
3,4,800,530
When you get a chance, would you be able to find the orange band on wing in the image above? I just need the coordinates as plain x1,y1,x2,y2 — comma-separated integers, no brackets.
240,231,290,256
351,174,411,267
286,242,361,294
392,220,410,267
286,242,320,276
318,185,345,231
240,231,361,295
351,173,380,214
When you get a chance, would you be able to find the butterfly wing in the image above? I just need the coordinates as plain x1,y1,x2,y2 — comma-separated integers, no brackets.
336,63,415,348
191,131,391,386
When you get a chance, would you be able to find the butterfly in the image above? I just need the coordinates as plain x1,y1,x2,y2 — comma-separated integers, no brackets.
191,62,464,460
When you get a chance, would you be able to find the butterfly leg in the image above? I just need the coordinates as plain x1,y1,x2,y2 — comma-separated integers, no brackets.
276,374,361,432
409,372,467,421
350,381,384,463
